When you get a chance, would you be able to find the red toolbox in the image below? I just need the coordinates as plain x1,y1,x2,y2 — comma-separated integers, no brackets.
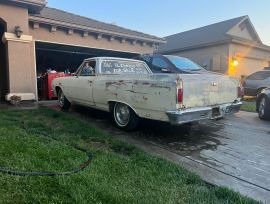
43,72,71,100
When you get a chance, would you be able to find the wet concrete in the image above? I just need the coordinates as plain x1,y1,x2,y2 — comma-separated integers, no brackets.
11,101,270,202
0,101,40,110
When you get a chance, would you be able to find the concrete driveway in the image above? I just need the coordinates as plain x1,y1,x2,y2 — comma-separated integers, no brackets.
41,102,270,202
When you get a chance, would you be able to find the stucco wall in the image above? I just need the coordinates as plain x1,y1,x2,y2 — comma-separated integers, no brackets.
6,40,36,94
30,25,154,54
227,22,254,41
0,2,29,34
229,43,270,78
170,44,229,74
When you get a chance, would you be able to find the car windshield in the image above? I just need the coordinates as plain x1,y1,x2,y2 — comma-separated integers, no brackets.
101,60,150,74
165,55,204,71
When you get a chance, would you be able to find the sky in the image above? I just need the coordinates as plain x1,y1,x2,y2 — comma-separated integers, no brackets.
48,0,270,45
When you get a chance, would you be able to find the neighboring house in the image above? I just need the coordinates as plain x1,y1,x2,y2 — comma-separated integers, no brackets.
158,16,270,80
0,0,165,101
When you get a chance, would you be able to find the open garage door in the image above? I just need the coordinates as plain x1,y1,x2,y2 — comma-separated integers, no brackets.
35,41,139,100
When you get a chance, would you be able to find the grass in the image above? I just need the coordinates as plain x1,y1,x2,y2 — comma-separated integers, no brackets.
241,101,257,113
0,109,259,204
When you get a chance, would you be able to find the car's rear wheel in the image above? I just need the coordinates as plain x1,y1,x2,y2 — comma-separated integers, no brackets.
258,96,270,121
58,89,71,110
113,103,139,130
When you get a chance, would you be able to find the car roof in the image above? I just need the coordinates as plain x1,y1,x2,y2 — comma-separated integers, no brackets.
84,57,144,63
139,54,190,61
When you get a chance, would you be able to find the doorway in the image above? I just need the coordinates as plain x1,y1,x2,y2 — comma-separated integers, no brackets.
0,19,7,100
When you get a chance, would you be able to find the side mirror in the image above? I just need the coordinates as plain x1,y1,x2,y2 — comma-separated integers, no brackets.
202,63,207,69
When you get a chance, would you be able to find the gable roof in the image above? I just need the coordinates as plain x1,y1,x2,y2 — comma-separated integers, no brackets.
30,7,165,43
158,16,261,53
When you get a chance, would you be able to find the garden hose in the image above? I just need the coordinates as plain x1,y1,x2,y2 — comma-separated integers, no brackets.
0,120,94,177
0,145,93,177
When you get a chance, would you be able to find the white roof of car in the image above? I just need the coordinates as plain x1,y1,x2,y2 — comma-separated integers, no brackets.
84,57,143,63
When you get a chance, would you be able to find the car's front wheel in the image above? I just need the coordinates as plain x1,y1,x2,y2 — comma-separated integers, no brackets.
113,103,139,130
258,96,270,121
57,89,71,110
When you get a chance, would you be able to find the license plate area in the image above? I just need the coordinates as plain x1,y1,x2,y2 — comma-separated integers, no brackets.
212,107,221,118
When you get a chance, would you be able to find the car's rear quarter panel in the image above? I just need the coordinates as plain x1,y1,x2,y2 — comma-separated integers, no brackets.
181,74,239,108
93,74,177,121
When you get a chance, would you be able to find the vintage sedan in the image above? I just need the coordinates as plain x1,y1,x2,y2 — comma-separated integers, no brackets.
52,57,242,130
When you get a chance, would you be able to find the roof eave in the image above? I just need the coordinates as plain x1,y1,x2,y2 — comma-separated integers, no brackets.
158,39,231,54
7,0,47,13
231,39,270,51
28,15,166,44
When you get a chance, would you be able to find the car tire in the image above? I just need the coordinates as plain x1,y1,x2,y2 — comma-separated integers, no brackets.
112,102,139,131
258,96,270,121
57,89,71,110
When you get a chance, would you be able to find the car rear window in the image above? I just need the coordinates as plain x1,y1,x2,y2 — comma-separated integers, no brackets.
247,71,270,80
101,60,150,74
164,55,204,71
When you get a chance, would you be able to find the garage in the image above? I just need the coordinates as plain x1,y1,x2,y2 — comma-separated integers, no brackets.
35,41,140,100
234,56,269,79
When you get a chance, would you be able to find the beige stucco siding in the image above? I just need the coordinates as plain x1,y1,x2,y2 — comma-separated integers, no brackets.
229,43,270,78
6,40,36,94
30,25,154,54
171,44,229,74
227,24,254,41
0,3,29,34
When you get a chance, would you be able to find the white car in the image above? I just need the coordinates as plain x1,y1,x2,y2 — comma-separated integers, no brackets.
52,57,242,130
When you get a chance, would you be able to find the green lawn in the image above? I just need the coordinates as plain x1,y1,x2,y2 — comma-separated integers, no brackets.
241,101,257,113
0,109,258,203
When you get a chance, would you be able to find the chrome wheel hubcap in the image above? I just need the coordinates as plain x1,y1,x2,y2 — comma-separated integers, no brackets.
115,104,130,126
259,98,265,117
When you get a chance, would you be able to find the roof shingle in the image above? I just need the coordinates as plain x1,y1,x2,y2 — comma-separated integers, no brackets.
158,16,248,53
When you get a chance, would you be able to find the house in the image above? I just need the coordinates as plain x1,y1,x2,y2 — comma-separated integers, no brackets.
0,0,165,101
158,16,270,80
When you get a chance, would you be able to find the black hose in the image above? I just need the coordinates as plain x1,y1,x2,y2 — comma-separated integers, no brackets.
0,145,93,177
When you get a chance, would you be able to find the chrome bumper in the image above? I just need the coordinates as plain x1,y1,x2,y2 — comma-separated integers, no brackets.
166,101,242,125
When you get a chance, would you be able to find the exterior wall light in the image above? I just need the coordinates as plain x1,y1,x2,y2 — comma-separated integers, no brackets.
232,57,239,67
14,26,23,38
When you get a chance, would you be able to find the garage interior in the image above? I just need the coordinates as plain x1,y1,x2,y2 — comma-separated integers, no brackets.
35,41,139,100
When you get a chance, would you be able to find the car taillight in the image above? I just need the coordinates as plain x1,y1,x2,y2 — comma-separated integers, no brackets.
176,76,183,105
238,86,244,98
177,88,183,103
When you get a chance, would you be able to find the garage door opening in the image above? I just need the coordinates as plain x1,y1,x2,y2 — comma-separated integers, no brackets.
35,42,139,100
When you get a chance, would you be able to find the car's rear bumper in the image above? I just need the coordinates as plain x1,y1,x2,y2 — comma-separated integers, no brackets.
166,101,242,125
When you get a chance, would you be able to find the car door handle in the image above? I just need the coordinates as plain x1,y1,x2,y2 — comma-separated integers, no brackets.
88,80,93,86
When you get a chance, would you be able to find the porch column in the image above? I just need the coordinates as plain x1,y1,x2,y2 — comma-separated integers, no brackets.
2,32,37,101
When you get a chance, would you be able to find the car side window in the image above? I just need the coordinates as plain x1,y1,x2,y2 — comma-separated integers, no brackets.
247,71,270,80
141,56,152,68
151,57,170,73
79,61,96,76
142,56,151,63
